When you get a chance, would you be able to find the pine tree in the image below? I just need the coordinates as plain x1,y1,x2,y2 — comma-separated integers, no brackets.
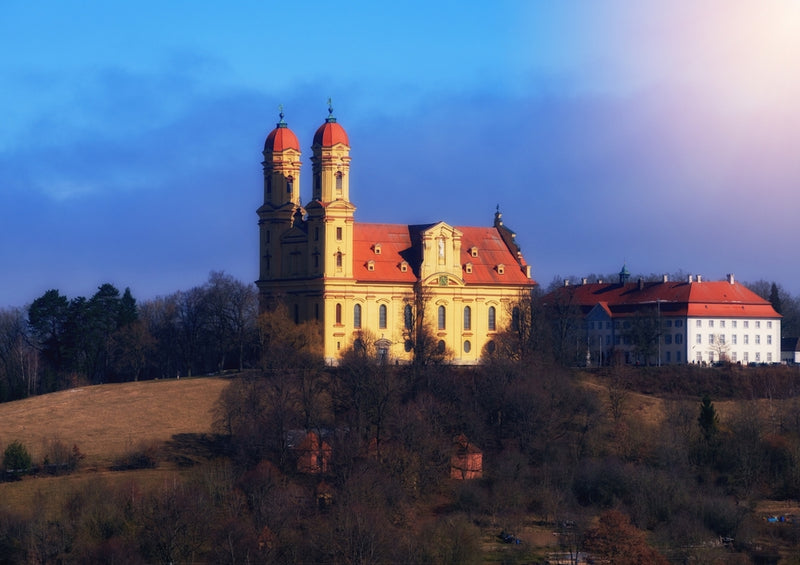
698,395,719,443
769,282,783,314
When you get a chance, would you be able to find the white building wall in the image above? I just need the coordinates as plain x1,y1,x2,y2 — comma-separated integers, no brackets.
687,317,781,365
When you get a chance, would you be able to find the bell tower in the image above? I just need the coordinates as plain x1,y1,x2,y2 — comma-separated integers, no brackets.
305,101,356,279
257,109,302,285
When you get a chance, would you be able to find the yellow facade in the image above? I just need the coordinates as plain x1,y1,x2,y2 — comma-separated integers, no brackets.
256,108,534,364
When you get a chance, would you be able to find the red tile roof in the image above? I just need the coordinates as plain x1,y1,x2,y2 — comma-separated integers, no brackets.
264,124,300,152
545,280,780,319
313,120,349,147
352,222,533,286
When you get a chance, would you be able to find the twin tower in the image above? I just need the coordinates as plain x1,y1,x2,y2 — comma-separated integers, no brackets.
257,106,355,294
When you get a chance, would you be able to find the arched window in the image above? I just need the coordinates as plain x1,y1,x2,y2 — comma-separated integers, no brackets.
438,305,446,330
353,304,361,329
404,304,413,330
336,252,343,268
286,176,294,194
266,176,272,195
335,303,342,325
379,304,387,329
335,172,343,192
463,306,471,331
488,306,496,331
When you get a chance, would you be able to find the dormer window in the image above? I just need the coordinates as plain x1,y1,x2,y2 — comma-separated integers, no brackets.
400,261,408,273
496,264,505,275
470,246,478,258
465,262,473,274
367,260,375,272
374,244,381,255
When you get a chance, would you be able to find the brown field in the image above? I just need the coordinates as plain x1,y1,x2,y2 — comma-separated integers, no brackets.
0,377,231,514
0,376,230,468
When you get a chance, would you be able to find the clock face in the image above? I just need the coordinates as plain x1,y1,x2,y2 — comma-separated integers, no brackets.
439,275,448,286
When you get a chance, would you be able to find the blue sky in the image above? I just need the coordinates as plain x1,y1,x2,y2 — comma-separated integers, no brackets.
2,1,800,308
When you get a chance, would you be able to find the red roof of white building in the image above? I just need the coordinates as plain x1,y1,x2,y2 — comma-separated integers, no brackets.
545,279,780,319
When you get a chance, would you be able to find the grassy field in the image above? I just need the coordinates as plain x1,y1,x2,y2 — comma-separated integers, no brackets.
0,376,229,468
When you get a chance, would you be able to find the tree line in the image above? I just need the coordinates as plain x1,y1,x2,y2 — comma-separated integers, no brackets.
0,272,258,402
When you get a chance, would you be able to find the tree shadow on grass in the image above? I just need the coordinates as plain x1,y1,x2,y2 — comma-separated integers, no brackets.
163,433,232,467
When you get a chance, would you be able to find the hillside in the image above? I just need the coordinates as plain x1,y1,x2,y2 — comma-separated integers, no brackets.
0,377,229,468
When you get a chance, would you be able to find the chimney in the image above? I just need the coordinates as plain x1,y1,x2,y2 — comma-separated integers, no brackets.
697,275,703,283
662,274,669,283
688,274,693,283
564,279,570,287
598,279,603,284
581,278,588,285
726,273,735,285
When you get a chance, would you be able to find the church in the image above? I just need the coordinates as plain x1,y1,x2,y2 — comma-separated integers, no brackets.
256,105,535,364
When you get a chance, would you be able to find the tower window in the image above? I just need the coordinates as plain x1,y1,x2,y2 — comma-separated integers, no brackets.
336,227,343,241
286,176,294,194
354,304,362,329
266,176,272,195
488,306,496,331
336,252,343,269
379,304,387,329
463,306,471,331
438,305,446,330
464,340,471,353
335,172,343,193
335,303,342,325
314,227,319,241
313,174,321,199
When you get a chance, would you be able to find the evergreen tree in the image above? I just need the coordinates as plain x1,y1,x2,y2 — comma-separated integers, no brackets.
698,395,719,444
769,282,783,314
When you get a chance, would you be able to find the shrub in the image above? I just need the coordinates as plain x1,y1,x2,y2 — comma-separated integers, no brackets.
42,440,85,474
3,441,32,476
111,441,159,471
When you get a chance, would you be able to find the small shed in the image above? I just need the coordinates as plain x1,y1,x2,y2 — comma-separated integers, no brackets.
287,430,332,474
450,434,483,480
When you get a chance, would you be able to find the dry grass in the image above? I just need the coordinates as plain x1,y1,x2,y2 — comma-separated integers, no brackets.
0,377,230,468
